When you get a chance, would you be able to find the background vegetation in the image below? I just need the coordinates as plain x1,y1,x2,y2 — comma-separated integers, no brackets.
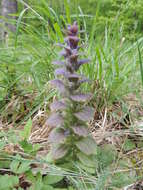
0,0,143,189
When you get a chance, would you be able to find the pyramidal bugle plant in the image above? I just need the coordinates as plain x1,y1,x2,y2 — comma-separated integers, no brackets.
47,22,97,171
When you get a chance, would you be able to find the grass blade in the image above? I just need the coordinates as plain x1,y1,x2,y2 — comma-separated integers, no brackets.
137,40,143,87
15,7,29,48
64,0,71,24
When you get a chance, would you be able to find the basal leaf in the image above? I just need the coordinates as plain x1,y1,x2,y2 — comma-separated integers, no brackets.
10,155,30,174
76,137,97,155
0,175,19,189
16,162,30,174
52,145,68,160
40,185,54,190
43,175,63,185
30,180,54,190
26,170,36,183
76,162,95,174
77,152,97,167
10,159,20,173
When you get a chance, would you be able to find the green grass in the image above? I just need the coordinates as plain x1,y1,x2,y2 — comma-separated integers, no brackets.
0,0,143,189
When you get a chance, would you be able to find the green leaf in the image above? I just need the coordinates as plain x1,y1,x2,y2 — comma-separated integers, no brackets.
43,175,63,185
76,137,97,155
30,173,55,190
111,172,135,188
45,152,53,163
97,144,117,168
8,132,20,144
10,159,20,173
137,141,143,148
19,139,33,152
33,143,40,152
76,162,95,174
20,118,32,139
31,182,43,190
0,175,19,189
18,188,23,190
10,158,30,174
55,188,74,190
36,172,43,182
26,170,36,183
123,139,136,151
42,185,54,190
0,131,5,138
29,173,43,190
0,141,6,150
137,40,143,87
17,162,30,174
77,152,98,168
68,187,75,190
19,139,36,154
0,159,10,168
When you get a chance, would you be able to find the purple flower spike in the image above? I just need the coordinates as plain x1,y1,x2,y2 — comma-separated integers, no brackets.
48,22,96,164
